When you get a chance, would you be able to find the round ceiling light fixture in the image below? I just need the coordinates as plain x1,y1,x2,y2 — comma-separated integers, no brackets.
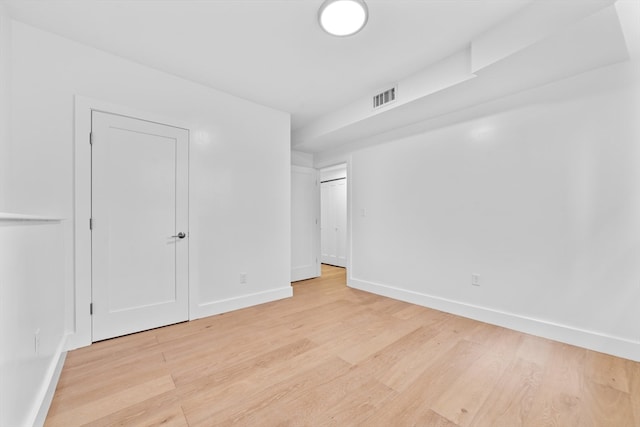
318,0,368,37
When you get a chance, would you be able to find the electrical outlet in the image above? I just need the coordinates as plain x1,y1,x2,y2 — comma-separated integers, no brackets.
34,329,40,355
240,273,247,285
471,274,480,286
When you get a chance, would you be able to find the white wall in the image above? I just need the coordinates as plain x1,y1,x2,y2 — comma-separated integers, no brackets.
2,18,291,425
0,216,66,427
0,4,10,208
291,150,314,167
348,59,640,361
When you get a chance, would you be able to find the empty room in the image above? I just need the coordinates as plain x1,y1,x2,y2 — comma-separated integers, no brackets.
1,0,639,426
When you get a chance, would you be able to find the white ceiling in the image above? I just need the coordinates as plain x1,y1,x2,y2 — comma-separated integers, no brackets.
3,0,532,130
296,1,631,152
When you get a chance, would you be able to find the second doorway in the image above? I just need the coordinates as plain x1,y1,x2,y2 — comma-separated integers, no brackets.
320,164,347,268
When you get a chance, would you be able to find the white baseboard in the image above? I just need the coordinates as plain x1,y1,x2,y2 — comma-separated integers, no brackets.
192,286,293,320
349,277,640,362
65,287,295,351
31,333,68,427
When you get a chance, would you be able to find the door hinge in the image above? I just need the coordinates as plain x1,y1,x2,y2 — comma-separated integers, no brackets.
89,132,93,145
90,303,93,315
89,218,93,230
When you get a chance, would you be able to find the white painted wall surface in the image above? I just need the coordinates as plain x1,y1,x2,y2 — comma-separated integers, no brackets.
0,217,66,427
291,150,314,168
349,60,640,361
1,19,291,423
0,4,10,209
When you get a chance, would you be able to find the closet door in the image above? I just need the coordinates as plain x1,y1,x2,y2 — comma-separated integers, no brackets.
321,179,347,268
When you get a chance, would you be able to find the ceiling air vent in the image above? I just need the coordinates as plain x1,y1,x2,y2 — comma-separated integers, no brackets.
373,86,397,109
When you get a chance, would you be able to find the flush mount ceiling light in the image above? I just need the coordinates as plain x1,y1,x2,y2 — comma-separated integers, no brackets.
318,0,368,37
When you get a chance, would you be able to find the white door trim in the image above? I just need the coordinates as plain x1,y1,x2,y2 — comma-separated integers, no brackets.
69,95,192,351
314,157,353,280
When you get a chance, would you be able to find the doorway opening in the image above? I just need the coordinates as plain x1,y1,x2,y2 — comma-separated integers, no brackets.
320,163,347,274
72,96,193,350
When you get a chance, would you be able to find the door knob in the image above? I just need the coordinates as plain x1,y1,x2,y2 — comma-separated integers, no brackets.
172,232,186,239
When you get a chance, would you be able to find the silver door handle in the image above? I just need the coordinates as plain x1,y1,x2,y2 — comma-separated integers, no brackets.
172,232,186,239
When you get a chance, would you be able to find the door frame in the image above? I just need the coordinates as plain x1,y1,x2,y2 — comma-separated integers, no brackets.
320,169,347,268
69,95,192,350
315,159,352,279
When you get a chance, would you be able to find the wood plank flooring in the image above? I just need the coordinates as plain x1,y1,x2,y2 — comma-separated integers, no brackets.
46,265,640,426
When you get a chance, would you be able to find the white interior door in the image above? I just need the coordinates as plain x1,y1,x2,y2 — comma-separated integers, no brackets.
334,179,347,266
321,182,335,265
321,178,347,267
91,111,189,341
291,166,320,282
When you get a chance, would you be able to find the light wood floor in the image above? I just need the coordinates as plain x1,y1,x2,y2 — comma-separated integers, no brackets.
46,265,639,426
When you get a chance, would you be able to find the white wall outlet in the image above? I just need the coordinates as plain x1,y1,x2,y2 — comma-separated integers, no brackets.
240,273,247,285
34,329,41,355
471,274,480,286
